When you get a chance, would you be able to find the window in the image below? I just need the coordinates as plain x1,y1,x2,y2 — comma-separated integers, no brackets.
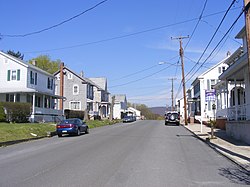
70,101,80,110
6,94,14,102
68,73,72,79
47,78,53,90
30,71,37,85
7,69,20,81
73,85,79,95
222,66,226,72
211,79,216,89
218,67,221,74
12,70,17,80
16,94,20,102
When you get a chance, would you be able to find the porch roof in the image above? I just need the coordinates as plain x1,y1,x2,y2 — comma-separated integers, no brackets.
0,88,65,99
219,53,247,81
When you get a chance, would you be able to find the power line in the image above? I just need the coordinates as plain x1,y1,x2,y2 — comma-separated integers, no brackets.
110,55,179,82
23,7,242,54
174,0,238,100
174,0,207,77
185,8,244,84
185,0,237,79
1,0,109,38
109,62,178,88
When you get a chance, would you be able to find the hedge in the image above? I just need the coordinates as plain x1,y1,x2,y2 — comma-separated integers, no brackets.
1,102,32,123
64,109,85,120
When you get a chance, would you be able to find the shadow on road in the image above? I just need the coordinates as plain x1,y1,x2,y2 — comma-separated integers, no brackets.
219,166,250,185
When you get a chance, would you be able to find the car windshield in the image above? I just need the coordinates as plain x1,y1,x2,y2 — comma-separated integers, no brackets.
60,119,78,124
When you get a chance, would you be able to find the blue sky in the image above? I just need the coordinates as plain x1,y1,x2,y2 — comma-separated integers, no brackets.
0,0,245,107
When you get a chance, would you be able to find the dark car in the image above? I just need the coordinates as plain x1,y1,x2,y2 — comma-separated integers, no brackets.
123,116,135,123
165,112,180,125
56,118,89,137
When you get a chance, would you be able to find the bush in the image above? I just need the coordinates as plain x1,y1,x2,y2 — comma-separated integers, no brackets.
1,102,31,123
64,109,85,120
0,103,6,122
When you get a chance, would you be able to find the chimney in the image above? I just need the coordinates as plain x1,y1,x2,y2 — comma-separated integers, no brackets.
59,63,64,110
32,60,37,66
227,51,231,57
80,70,84,78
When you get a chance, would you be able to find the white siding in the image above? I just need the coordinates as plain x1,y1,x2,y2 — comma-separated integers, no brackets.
0,55,27,91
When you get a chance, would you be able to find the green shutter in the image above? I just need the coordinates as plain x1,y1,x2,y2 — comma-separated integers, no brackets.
7,70,10,81
17,69,20,81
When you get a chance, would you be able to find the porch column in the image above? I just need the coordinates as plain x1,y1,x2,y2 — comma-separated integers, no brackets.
14,94,16,102
42,95,45,108
226,80,229,121
234,79,238,120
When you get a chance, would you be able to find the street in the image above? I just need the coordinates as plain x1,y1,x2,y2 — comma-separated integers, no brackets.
0,120,249,187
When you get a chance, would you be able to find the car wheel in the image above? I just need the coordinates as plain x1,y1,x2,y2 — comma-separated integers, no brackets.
165,122,167,125
58,134,62,137
85,127,89,134
77,129,81,136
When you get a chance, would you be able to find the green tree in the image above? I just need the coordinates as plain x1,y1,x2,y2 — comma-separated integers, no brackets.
7,50,24,60
29,55,61,74
128,103,163,120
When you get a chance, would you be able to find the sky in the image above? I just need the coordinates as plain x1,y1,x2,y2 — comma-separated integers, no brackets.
0,0,245,107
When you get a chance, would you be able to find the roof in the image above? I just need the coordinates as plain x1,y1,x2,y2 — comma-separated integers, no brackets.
114,94,127,103
54,66,102,89
191,56,228,86
89,77,107,90
0,51,54,77
235,26,246,39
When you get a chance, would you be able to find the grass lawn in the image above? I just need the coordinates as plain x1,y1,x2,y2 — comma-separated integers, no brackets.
0,119,121,143
0,123,56,143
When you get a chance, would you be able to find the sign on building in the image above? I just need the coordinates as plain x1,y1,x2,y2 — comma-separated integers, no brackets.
205,89,216,102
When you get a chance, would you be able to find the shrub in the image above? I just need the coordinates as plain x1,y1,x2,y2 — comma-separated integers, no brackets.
64,109,85,120
0,103,6,122
1,102,31,123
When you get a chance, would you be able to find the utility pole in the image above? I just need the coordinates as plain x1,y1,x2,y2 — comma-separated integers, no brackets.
171,36,189,125
168,77,177,111
244,0,250,82
109,96,115,121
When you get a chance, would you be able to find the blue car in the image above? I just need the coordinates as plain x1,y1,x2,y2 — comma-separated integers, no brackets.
56,118,89,137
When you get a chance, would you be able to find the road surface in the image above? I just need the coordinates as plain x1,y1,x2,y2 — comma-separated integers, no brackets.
0,120,249,186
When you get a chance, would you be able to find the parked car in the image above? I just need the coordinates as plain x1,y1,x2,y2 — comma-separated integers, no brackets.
56,118,89,137
165,112,180,125
123,116,136,123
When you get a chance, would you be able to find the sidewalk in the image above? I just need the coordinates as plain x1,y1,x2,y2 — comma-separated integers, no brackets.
184,123,250,172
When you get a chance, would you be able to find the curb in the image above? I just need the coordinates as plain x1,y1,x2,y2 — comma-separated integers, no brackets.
0,131,57,147
183,125,250,173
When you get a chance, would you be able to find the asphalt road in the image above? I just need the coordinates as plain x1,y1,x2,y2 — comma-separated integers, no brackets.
0,120,249,187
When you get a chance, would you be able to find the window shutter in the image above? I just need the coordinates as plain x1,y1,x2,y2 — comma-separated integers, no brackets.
17,69,20,81
7,70,10,81
35,73,37,85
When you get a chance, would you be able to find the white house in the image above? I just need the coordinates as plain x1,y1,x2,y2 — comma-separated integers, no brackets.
0,51,64,122
113,94,127,119
216,26,250,144
188,56,229,122
89,77,110,119
126,107,141,120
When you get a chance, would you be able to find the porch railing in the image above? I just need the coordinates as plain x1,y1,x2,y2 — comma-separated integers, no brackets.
34,107,63,116
228,104,246,121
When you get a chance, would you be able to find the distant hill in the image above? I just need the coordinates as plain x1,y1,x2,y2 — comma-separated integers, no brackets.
149,107,166,116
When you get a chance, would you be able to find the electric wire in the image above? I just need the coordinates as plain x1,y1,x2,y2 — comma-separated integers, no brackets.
22,7,242,54
1,0,109,38
110,55,179,82
184,0,237,80
109,62,178,88
174,0,238,100
185,8,244,84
